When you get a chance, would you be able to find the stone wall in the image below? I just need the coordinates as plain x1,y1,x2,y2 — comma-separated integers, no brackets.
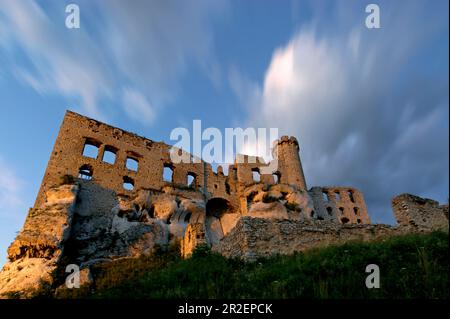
212,193,448,261
213,212,448,261
212,217,400,260
34,111,241,209
392,193,448,230
309,186,370,224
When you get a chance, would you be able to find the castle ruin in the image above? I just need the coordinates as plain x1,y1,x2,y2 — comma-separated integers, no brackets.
0,111,447,297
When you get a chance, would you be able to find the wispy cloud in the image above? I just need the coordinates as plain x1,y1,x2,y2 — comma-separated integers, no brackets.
0,0,226,123
0,0,114,120
122,88,155,125
233,1,449,222
0,156,25,218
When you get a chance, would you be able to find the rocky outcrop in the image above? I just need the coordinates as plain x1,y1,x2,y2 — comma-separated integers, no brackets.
181,223,207,258
244,184,315,221
0,184,78,298
0,180,448,298
0,258,54,298
0,180,209,298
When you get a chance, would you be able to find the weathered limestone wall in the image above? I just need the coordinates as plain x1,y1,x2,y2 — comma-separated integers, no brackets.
34,111,325,225
8,184,78,262
33,111,370,232
213,217,401,260
309,186,370,224
68,181,211,265
0,180,210,297
181,223,208,258
243,183,314,221
392,193,448,230
34,111,240,209
213,193,448,261
234,155,273,187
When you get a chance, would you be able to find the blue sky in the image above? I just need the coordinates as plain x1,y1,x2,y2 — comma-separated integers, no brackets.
0,0,448,266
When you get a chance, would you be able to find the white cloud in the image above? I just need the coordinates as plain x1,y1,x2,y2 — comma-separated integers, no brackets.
122,88,155,125
0,0,114,120
235,2,449,223
102,0,226,107
0,0,226,124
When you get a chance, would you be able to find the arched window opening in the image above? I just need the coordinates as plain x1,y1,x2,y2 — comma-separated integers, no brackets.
123,176,134,191
78,165,93,180
126,157,139,172
187,172,197,187
348,190,355,203
273,172,281,184
163,163,174,182
225,182,231,195
252,168,260,182
102,146,117,165
82,139,101,159
335,191,341,201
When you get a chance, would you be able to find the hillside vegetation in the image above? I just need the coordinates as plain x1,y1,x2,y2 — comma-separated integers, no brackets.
57,231,449,299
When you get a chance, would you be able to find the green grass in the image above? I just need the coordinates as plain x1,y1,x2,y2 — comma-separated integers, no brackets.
58,231,449,299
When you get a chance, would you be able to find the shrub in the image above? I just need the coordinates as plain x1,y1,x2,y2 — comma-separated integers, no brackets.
53,231,448,299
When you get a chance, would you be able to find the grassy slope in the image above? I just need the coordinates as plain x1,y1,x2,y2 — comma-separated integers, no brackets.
60,231,449,299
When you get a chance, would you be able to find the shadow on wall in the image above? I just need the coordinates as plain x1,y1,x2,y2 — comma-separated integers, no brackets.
205,198,238,245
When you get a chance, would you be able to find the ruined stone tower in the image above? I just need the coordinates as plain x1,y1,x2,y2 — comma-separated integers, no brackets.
272,136,307,190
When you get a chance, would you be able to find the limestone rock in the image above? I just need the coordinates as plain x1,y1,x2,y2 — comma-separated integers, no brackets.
286,191,314,218
45,184,78,206
153,194,178,222
179,198,205,221
247,202,289,219
181,223,207,258
0,258,54,298
253,191,266,202
264,190,283,202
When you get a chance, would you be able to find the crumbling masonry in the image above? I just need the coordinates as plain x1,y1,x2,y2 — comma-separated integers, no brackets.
0,111,448,297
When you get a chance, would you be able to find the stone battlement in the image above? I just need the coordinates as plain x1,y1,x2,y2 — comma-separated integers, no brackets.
273,135,299,148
